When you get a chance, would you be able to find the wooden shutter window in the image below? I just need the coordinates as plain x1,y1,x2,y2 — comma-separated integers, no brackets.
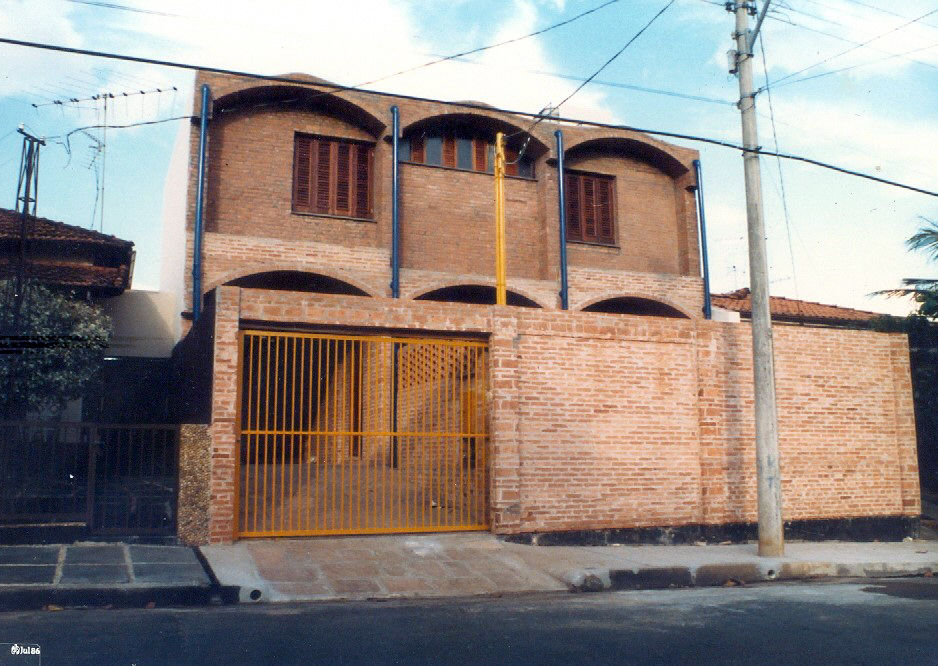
293,134,374,219
565,173,581,238
293,135,312,211
597,178,614,242
354,144,371,218
442,135,456,168
505,147,519,177
410,136,425,163
564,171,615,245
473,138,487,171
335,142,351,214
315,140,332,214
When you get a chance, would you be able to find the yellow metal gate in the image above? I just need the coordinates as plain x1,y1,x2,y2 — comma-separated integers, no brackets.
237,330,489,537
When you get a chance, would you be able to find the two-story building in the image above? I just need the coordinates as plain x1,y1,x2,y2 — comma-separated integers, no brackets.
175,71,920,546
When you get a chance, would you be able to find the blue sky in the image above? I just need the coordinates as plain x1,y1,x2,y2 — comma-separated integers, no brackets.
0,0,936,314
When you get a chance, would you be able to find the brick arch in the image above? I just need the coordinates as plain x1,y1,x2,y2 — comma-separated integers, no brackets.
563,136,691,179
574,293,694,319
404,280,550,309
204,262,383,298
211,84,386,137
400,112,550,158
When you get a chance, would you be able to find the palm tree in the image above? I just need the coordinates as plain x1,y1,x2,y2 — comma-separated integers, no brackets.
876,218,938,319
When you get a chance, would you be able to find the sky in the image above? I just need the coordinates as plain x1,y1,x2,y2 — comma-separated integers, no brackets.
0,0,936,315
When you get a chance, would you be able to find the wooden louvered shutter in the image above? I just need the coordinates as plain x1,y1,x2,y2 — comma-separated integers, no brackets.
410,136,425,163
354,144,371,218
505,147,519,177
315,139,332,214
293,135,312,212
597,178,614,242
565,173,581,241
335,142,351,214
474,138,487,172
582,176,597,241
442,135,456,167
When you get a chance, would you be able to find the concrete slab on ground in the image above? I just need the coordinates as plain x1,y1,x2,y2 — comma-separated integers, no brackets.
0,543,214,610
199,533,938,603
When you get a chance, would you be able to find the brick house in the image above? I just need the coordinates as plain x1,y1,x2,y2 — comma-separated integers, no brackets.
176,71,920,545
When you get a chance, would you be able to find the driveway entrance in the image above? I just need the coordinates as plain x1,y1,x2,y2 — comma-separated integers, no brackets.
237,330,489,537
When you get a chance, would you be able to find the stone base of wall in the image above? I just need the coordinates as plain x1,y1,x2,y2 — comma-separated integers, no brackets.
177,424,212,545
503,516,921,546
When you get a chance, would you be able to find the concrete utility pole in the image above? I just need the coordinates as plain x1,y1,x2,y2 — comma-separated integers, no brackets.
728,0,784,556
493,132,507,306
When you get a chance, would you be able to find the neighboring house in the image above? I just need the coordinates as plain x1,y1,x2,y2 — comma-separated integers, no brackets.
178,71,920,545
712,288,879,328
0,208,176,423
0,207,134,296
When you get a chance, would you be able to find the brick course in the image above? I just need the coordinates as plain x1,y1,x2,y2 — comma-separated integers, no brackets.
202,289,920,543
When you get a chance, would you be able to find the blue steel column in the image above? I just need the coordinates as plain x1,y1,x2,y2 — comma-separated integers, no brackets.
693,159,713,320
192,83,211,322
555,130,569,310
390,106,401,298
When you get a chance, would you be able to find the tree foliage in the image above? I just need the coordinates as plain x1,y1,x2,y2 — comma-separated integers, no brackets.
876,218,938,319
0,280,111,419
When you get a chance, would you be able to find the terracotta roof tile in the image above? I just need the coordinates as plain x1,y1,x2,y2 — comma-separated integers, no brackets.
712,288,881,326
0,208,133,248
0,260,129,290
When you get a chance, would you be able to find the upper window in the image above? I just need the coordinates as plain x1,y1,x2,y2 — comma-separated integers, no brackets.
401,130,535,179
293,134,373,219
565,171,616,245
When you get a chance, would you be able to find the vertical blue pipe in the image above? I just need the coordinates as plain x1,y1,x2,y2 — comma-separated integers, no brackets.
693,159,713,320
192,83,211,322
390,106,400,299
555,130,569,310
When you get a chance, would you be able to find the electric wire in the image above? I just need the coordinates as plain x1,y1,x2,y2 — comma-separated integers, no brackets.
770,38,938,89
757,29,803,310
771,6,938,86
2,35,937,199
512,0,676,140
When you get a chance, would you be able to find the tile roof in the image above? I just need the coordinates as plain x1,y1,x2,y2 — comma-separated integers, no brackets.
712,288,882,326
0,208,133,248
0,260,130,290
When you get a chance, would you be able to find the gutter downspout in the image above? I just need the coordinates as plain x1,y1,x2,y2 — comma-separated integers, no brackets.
390,105,400,299
389,106,401,468
192,83,211,322
555,130,569,310
693,158,713,320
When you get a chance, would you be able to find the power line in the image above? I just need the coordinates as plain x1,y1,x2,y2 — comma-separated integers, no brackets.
771,6,938,86
516,0,676,138
358,0,624,90
766,12,938,75
2,34,937,199
758,29,802,309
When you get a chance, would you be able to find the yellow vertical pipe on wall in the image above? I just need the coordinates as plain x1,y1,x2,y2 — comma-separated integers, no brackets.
494,132,507,306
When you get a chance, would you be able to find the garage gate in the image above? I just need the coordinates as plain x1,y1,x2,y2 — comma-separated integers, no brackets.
237,330,489,537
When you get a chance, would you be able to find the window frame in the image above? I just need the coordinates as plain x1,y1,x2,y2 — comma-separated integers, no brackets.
401,130,535,179
292,133,375,220
563,169,617,246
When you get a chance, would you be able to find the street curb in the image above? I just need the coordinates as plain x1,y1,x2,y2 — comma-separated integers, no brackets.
0,585,217,611
562,561,938,592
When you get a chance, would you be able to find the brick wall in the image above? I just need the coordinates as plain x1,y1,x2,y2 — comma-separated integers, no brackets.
184,71,704,318
202,288,920,543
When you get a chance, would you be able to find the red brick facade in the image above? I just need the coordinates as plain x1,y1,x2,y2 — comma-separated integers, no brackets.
180,71,920,544
202,288,920,542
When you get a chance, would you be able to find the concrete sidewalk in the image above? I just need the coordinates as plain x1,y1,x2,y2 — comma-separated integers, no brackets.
200,533,938,603
0,543,216,610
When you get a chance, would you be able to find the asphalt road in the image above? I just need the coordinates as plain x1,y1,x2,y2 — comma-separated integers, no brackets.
0,579,937,665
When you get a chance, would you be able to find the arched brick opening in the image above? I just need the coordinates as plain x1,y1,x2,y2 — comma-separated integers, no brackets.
415,285,542,308
582,296,689,318
225,270,370,296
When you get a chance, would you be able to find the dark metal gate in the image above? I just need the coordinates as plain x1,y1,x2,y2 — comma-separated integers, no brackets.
0,422,178,536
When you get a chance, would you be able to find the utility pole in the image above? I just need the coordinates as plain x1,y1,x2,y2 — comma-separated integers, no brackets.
728,0,784,556
11,126,45,331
